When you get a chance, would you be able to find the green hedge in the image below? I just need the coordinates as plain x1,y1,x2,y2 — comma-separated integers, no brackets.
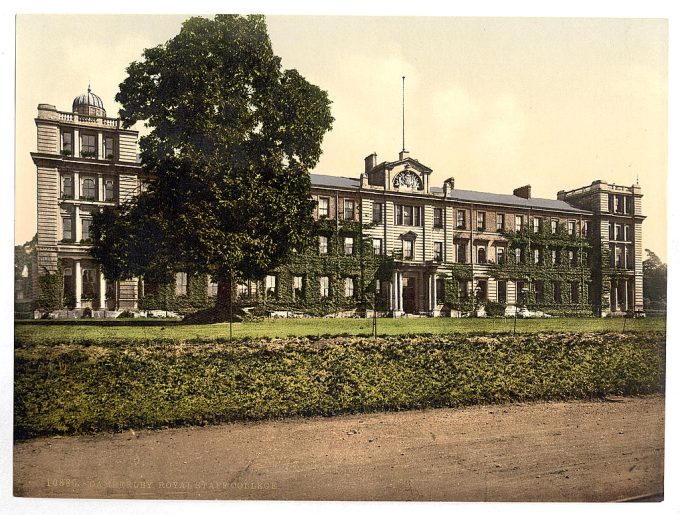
14,332,665,439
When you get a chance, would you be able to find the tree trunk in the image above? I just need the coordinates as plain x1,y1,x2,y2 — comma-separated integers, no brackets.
216,276,233,312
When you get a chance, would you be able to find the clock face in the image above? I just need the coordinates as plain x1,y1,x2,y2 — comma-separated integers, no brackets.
393,170,423,190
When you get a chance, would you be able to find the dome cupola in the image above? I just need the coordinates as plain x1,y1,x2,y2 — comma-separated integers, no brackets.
72,84,106,117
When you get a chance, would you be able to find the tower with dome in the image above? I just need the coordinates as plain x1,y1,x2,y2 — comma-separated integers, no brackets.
31,86,142,314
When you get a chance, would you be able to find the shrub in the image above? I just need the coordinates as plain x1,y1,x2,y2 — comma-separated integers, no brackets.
13,332,665,439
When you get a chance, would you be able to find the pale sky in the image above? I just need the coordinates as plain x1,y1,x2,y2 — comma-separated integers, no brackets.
14,15,668,260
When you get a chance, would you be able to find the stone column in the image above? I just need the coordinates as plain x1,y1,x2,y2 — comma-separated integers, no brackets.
611,280,618,312
74,205,82,242
399,273,404,312
73,171,80,200
73,128,80,157
74,260,82,309
392,271,398,312
99,270,107,310
97,132,104,159
97,173,104,202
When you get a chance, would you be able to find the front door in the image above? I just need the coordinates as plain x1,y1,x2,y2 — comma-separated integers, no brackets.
403,277,416,314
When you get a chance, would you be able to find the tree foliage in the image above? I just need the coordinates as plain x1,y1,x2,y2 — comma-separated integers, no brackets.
643,249,667,312
91,15,333,298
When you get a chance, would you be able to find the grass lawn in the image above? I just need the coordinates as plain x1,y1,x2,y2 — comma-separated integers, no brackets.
14,316,666,344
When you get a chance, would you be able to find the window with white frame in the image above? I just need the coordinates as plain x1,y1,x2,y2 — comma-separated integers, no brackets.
568,221,576,235
80,133,96,157
62,217,72,241
515,215,523,232
103,136,115,159
395,205,421,226
496,247,505,264
320,276,330,297
402,239,414,260
533,248,540,264
372,202,383,223
569,250,576,267
457,210,466,229
81,218,92,241
344,236,354,255
61,131,73,154
344,199,355,221
457,242,467,263
551,249,557,265
615,224,622,241
515,247,522,263
372,238,382,255
318,197,329,218
104,179,115,202
624,225,631,241
81,178,96,200
583,221,591,237
293,276,303,299
265,275,277,296
476,211,486,231
532,217,540,233
496,213,505,231
207,278,218,297
551,219,558,234
319,235,328,255
433,207,443,228
175,272,188,296
433,241,443,261
344,277,354,297
62,175,73,198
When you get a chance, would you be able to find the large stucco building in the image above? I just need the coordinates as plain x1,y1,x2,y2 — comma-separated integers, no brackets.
28,91,645,317
31,88,142,313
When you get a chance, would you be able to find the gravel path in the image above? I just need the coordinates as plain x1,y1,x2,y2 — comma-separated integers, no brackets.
13,395,664,501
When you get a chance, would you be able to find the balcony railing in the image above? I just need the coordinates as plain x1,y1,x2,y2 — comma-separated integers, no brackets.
58,110,120,128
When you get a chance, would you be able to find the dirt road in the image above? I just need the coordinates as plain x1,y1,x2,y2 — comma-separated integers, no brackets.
13,395,664,501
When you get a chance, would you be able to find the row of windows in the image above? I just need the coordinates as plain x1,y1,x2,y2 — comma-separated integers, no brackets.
464,279,583,304
317,197,356,221
607,223,633,242
320,197,591,236
455,243,587,266
61,175,116,202
61,130,116,159
611,245,634,269
608,194,633,215
61,217,92,242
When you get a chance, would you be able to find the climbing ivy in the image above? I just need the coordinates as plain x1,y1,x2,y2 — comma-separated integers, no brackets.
37,265,64,311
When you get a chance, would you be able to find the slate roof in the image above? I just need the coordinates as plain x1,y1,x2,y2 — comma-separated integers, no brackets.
310,173,588,214
310,174,360,190
430,187,589,214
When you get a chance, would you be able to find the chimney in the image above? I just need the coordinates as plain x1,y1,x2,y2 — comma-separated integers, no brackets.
443,177,455,197
364,152,377,173
399,149,410,161
513,185,531,199
556,190,566,201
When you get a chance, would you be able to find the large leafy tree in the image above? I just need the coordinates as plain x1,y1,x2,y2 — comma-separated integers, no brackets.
642,249,667,312
92,15,333,309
